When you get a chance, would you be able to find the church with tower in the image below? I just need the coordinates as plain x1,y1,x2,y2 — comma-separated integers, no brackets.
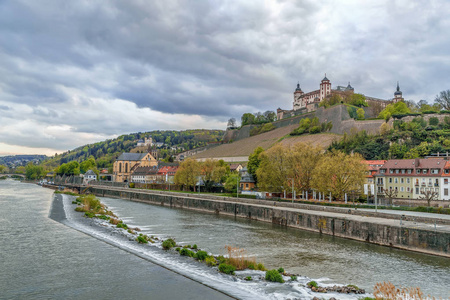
277,74,404,120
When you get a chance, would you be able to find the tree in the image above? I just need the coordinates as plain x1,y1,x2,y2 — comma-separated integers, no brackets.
356,108,365,120
0,165,6,173
383,188,398,206
25,162,45,180
200,159,229,191
420,190,438,207
174,158,200,191
311,151,366,201
247,146,264,183
347,93,368,107
80,157,97,174
287,143,323,194
256,144,290,193
263,110,276,122
227,118,237,128
241,113,255,126
224,173,240,193
434,90,450,110
378,101,411,120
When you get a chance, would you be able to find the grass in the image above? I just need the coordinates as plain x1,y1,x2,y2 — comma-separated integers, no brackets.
373,281,425,300
307,281,318,288
162,238,176,250
224,245,256,270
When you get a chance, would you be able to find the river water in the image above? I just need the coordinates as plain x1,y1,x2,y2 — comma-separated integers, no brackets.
1,180,449,299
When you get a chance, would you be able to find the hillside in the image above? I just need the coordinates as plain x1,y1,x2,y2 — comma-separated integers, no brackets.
193,125,340,162
41,129,224,171
279,133,341,148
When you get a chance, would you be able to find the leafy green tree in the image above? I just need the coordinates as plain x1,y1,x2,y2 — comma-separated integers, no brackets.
256,144,290,192
224,173,240,193
356,108,365,120
311,150,366,201
174,158,201,191
247,146,264,183
241,113,256,126
288,143,323,193
347,93,368,107
201,159,229,191
378,101,411,120
0,165,6,173
25,163,45,180
80,157,97,174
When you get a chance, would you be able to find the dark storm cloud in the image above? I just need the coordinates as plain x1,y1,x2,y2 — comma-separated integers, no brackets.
1,0,450,154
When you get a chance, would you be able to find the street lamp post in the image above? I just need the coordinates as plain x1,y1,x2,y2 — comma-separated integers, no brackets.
288,178,294,203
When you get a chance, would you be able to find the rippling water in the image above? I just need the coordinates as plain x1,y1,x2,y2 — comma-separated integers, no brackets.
0,180,233,300
1,180,449,299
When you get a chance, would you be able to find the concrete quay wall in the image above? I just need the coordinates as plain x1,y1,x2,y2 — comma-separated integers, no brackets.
90,187,450,257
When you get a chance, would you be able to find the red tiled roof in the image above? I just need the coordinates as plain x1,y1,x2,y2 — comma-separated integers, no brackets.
375,158,446,177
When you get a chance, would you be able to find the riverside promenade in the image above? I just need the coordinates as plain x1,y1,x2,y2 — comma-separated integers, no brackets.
66,184,450,258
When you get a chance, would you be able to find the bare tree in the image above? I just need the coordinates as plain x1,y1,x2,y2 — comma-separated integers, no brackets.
419,190,438,207
434,90,450,110
227,118,237,128
384,188,398,206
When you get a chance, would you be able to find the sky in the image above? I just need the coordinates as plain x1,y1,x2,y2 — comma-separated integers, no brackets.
1,0,449,156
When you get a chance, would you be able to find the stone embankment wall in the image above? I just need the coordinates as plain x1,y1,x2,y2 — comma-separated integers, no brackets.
89,187,449,257
224,105,387,143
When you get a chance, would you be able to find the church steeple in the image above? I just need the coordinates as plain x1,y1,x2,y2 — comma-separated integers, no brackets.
393,81,403,103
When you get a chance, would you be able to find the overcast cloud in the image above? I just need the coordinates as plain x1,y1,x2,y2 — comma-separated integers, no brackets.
1,0,449,155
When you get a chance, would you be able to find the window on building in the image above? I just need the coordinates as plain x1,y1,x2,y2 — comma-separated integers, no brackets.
445,189,448,196
423,169,427,174
389,178,392,183
407,169,412,174
416,187,419,194
380,169,385,174
119,163,122,173
445,169,450,174
400,187,404,192
394,178,398,184
416,169,420,174
407,187,410,192
245,183,249,188
401,169,405,174
401,178,404,184
389,170,393,174
445,179,448,184
407,178,410,184
395,169,399,174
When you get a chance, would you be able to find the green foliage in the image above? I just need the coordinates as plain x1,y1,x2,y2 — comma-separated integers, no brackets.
216,255,227,265
290,117,332,136
307,281,318,288
84,212,95,218
245,276,252,281
356,108,365,120
192,244,198,250
117,222,128,229
320,94,342,108
162,238,176,250
218,263,236,275
194,250,208,261
205,256,217,266
136,235,148,244
429,117,439,126
249,123,276,136
256,263,266,271
347,93,368,107
265,269,284,283
309,126,321,134
175,247,181,252
180,248,195,257
25,162,46,180
247,146,264,183
290,275,297,281
224,173,240,193
277,267,285,274
378,101,411,120
247,262,255,270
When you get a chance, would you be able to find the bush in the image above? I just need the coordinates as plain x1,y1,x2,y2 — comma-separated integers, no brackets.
256,263,266,271
205,256,217,266
136,235,148,244
218,263,236,275
192,244,198,250
291,275,297,281
117,222,128,229
265,269,284,283
84,212,95,218
162,238,176,250
195,250,208,261
247,262,255,270
175,247,181,252
180,248,195,257
429,117,439,126
307,281,318,288
277,267,285,274
216,255,227,265
245,276,252,281
309,126,321,134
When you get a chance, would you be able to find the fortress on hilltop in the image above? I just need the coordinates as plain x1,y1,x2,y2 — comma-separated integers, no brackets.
277,74,404,120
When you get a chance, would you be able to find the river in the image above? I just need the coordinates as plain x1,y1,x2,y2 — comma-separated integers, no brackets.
1,180,449,299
